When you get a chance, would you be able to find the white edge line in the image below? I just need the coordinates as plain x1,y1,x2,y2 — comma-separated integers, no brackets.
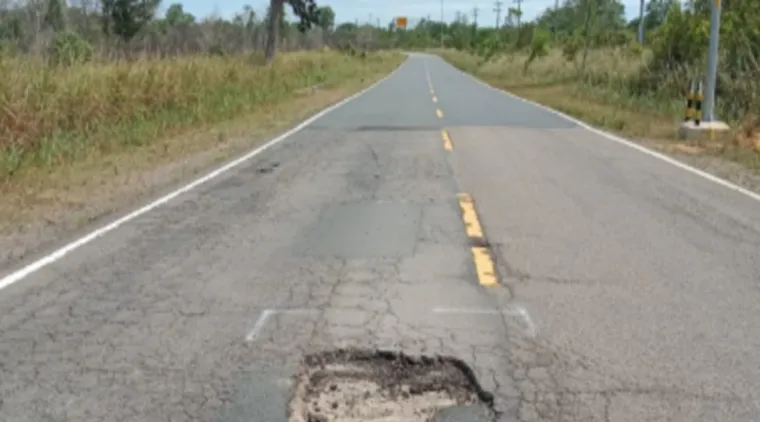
0,57,411,292
438,56,760,204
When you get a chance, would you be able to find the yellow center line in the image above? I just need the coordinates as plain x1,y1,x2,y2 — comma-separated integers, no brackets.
432,96,437,103
471,247,498,287
441,129,453,151
457,193,499,287
457,193,483,238
435,109,443,118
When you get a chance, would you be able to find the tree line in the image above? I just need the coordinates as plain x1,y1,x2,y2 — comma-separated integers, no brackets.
0,0,402,62
392,0,758,120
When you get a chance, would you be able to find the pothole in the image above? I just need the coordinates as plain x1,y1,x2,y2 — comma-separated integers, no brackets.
288,349,495,422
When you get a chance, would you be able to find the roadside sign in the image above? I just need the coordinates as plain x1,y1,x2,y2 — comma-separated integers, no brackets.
395,16,407,29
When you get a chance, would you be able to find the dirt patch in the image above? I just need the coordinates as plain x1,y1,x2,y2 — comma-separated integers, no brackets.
288,349,495,422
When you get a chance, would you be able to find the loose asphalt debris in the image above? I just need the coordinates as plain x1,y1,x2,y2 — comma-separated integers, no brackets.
288,348,496,422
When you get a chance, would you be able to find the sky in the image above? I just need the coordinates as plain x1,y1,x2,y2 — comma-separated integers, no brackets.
171,0,643,26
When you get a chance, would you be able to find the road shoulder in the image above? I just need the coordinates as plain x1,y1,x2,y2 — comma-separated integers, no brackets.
0,58,405,272
434,51,760,198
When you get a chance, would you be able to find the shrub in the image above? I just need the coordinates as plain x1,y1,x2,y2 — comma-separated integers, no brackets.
524,29,550,73
49,31,93,66
562,36,582,62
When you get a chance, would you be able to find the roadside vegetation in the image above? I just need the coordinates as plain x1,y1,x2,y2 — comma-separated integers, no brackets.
0,0,405,181
0,0,407,264
393,1,760,169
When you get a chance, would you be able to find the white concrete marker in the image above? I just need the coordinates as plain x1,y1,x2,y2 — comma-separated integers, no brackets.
438,56,760,205
0,58,411,292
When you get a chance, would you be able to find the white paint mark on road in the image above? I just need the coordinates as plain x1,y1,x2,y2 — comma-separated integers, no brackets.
424,61,434,91
505,305,537,338
443,56,760,205
246,309,276,341
432,305,538,337
0,58,411,292
245,309,318,342
432,307,501,314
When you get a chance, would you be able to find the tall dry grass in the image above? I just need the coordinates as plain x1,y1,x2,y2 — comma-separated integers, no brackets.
439,47,760,137
0,49,404,178
439,48,683,115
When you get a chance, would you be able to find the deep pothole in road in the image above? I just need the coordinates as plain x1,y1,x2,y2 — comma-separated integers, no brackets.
288,349,496,422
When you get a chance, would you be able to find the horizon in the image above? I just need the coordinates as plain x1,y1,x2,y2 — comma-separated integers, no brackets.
168,0,644,26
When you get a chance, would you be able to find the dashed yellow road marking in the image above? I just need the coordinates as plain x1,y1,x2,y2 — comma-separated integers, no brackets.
457,193,499,287
432,96,438,103
471,247,498,287
441,129,453,151
457,193,483,238
424,62,435,93
436,109,443,118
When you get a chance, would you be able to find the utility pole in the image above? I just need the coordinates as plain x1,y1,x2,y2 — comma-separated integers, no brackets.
494,0,503,28
472,5,479,27
703,0,722,122
637,0,645,44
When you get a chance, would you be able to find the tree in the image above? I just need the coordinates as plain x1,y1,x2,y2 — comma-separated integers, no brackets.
241,5,256,31
644,0,673,29
101,0,161,42
164,3,194,27
0,10,23,42
43,0,67,32
315,5,334,31
264,0,320,62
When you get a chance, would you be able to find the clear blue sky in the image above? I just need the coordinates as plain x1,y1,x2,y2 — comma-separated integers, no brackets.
170,0,642,26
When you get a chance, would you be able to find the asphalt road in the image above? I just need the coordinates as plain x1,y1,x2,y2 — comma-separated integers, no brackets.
2,53,760,422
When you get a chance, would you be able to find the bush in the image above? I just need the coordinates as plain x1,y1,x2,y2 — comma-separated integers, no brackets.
626,40,644,57
207,44,226,56
562,36,582,62
524,29,550,73
49,31,93,66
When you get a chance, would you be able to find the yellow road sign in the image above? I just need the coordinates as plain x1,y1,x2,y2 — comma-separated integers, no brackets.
395,16,408,29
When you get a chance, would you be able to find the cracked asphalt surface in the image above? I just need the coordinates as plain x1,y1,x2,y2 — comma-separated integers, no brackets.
2,53,760,421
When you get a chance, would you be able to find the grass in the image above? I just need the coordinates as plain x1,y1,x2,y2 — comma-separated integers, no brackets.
434,47,760,170
0,49,405,259
0,49,402,178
